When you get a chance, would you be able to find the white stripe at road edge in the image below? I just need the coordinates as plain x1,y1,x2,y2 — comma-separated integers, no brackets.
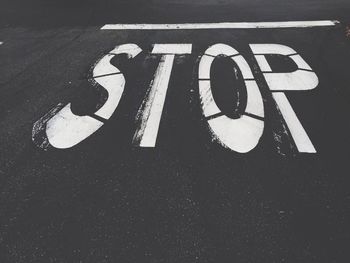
101,20,339,30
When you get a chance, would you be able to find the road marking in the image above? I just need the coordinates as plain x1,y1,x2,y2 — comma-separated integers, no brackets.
255,55,272,72
101,20,339,30
133,55,176,147
0,42,3,45
133,44,192,147
32,44,142,149
46,105,104,149
272,93,316,153
32,42,319,153
250,44,317,153
199,44,264,153
250,44,319,91
151,44,192,54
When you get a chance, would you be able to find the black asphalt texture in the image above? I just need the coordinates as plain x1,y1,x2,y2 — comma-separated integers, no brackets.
1,1,350,262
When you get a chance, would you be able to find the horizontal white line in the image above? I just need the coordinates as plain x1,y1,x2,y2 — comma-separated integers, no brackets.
101,20,339,30
151,44,192,54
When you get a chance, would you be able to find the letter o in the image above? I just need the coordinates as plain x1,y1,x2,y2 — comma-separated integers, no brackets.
198,44,265,153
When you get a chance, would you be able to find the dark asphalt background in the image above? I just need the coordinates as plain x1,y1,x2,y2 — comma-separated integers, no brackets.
1,1,350,262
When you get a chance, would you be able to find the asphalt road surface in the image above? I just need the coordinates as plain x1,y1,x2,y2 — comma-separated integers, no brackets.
1,1,350,262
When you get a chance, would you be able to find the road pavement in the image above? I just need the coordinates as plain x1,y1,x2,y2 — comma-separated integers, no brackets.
1,1,350,262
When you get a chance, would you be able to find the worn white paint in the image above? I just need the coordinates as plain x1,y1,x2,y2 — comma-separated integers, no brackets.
94,74,126,119
101,20,339,30
134,55,175,147
109,44,144,58
250,44,297,56
44,44,142,149
289,54,313,71
199,44,264,153
263,71,319,91
198,55,215,79
0,42,3,45
151,44,192,54
199,45,253,79
255,55,272,72
94,44,142,119
205,43,239,57
198,80,221,117
46,104,104,149
93,54,120,77
251,43,318,152
244,80,264,118
208,115,264,153
231,55,254,79
272,93,316,153
251,44,319,91
133,44,192,147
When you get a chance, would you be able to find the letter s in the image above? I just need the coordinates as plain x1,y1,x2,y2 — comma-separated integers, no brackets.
32,44,142,149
